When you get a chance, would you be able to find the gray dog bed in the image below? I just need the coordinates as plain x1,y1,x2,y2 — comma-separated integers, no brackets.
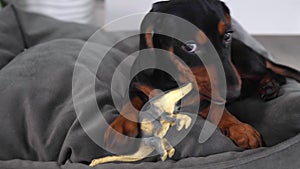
0,3,299,169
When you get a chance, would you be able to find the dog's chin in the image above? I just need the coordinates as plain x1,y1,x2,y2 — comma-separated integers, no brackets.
226,91,241,101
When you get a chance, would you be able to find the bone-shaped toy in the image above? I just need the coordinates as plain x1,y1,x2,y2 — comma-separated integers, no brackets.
90,83,193,167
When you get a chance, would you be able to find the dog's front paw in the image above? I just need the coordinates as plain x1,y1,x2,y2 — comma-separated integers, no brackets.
258,76,280,101
104,115,139,149
223,123,263,149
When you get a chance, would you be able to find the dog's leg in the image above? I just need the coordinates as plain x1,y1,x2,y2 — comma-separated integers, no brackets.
105,83,160,149
232,38,300,100
257,74,281,100
171,93,262,149
266,60,300,82
104,96,144,149
200,104,263,149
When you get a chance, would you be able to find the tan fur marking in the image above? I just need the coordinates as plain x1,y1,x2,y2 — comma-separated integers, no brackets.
145,26,154,48
218,21,226,35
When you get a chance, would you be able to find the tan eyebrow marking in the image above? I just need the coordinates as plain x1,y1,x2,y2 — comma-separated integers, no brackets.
218,21,226,35
218,13,231,36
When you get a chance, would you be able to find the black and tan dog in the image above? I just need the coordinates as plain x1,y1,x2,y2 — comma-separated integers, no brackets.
105,0,300,150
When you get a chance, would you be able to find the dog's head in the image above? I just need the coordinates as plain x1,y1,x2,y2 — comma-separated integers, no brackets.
139,0,241,100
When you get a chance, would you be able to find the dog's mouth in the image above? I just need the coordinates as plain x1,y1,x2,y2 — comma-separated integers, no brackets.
165,77,227,105
172,87,226,114
186,84,227,105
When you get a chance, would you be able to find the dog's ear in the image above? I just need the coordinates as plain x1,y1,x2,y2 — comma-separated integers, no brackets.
140,1,170,50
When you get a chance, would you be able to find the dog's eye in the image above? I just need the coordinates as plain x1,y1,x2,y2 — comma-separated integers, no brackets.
182,41,197,53
223,32,232,43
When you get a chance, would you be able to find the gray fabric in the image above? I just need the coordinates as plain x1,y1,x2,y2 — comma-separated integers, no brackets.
0,3,300,169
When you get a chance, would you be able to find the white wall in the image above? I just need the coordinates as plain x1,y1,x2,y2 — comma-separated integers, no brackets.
105,0,300,34
223,0,300,35
104,0,158,31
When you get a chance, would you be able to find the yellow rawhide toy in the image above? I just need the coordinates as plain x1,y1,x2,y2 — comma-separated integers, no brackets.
90,83,193,167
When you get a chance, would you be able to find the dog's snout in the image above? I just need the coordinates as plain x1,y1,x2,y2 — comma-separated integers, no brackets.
223,60,242,100
226,76,241,99
226,86,241,100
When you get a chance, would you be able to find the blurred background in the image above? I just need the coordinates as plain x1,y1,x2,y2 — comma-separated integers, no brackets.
3,0,299,34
